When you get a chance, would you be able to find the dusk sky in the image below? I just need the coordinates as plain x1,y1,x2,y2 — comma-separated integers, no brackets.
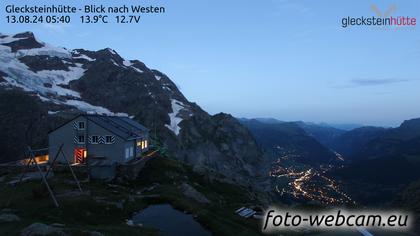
1,0,420,127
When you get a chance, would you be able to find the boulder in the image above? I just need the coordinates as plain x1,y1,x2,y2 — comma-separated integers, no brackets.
0,213,20,222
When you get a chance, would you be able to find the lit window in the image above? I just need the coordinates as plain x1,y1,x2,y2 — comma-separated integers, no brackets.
105,135,113,144
33,155,49,164
91,135,99,144
136,139,148,150
78,121,85,130
78,135,85,144
129,146,134,157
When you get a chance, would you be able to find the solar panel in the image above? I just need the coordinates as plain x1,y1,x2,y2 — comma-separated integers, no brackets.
86,115,148,140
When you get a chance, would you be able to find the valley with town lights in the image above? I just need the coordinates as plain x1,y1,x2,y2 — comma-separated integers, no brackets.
270,157,355,205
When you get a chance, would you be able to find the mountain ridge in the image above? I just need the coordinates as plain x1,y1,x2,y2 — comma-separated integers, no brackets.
239,119,339,165
0,31,265,186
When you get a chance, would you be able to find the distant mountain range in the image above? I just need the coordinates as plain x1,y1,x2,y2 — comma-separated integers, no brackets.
317,122,364,131
330,118,420,201
245,118,364,130
293,121,345,148
241,116,420,205
239,118,339,165
329,126,388,160
326,118,420,162
247,117,420,163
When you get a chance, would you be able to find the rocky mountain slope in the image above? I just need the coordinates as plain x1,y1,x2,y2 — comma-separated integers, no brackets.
243,118,346,148
357,118,420,160
328,118,420,161
293,121,345,148
328,119,420,205
239,119,339,165
330,126,388,160
0,32,263,184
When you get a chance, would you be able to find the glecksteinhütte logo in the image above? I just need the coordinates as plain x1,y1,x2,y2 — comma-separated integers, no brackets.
341,4,416,28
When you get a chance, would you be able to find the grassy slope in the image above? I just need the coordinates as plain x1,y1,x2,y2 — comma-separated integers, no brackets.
0,156,264,235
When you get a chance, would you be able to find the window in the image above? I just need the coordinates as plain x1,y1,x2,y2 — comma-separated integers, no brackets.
77,135,85,144
125,147,130,159
91,135,99,144
136,139,148,150
125,146,134,159
74,148,87,163
137,140,144,149
78,121,85,130
105,135,113,144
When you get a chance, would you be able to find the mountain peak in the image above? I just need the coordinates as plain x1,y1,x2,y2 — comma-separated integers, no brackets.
396,118,420,139
0,31,44,52
13,31,36,39
400,118,420,128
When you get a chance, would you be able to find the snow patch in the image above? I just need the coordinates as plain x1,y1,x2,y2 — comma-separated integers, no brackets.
16,43,71,59
131,66,144,73
51,84,80,97
110,59,120,67
0,35,131,118
0,49,85,98
165,99,186,135
1,76,33,92
37,66,85,85
0,35,28,44
108,48,117,55
48,111,59,115
123,59,132,67
64,99,129,117
123,59,145,74
73,54,95,62
154,75,162,80
0,42,86,100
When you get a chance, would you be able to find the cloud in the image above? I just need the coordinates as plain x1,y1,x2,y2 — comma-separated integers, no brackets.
350,78,414,86
332,78,418,88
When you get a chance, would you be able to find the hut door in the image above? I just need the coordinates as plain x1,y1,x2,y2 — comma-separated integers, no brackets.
74,148,87,164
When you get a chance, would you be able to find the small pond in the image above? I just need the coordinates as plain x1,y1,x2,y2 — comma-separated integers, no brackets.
133,204,212,236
